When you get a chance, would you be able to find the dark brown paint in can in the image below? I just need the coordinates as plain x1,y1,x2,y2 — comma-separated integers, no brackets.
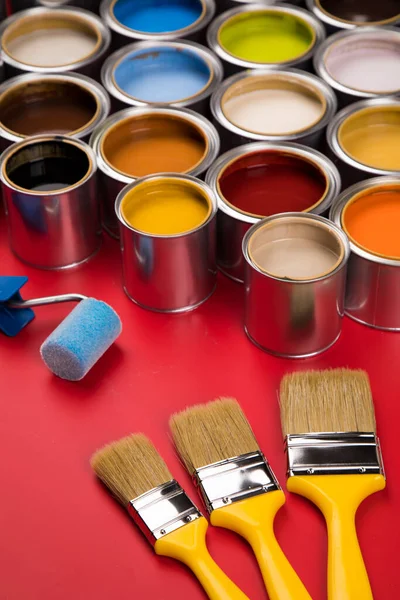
317,0,399,24
0,79,99,136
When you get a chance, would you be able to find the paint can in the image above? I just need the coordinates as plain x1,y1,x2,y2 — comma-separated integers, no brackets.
327,98,400,187
7,1,100,13
0,7,111,80
0,135,100,270
243,213,350,357
306,0,400,32
314,27,400,107
330,176,400,330
211,68,337,152
90,106,220,238
0,72,110,150
207,141,341,283
101,40,223,116
100,0,215,48
115,173,217,313
207,4,325,76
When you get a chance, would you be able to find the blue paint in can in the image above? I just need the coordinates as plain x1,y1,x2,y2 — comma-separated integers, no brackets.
112,0,203,34
114,46,211,103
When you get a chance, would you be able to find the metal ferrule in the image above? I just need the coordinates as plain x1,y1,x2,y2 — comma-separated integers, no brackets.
207,4,326,76
285,433,385,478
127,480,201,546
327,98,400,188
193,451,280,513
306,0,400,33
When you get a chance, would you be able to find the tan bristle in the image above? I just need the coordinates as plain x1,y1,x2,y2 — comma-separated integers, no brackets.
91,434,172,505
279,369,376,437
170,397,260,474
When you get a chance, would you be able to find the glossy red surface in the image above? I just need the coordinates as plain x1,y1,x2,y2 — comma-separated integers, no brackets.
0,216,398,600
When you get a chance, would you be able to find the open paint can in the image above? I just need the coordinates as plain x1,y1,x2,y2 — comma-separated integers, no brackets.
330,176,400,330
0,7,111,79
327,98,400,187
101,40,223,115
116,173,217,313
206,141,341,282
7,1,100,13
0,72,110,150
100,0,215,47
207,4,325,75
211,68,337,152
90,106,220,238
243,213,350,357
0,135,100,270
306,0,400,32
314,27,400,106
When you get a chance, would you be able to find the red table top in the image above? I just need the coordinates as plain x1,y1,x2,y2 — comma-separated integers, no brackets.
1,215,398,600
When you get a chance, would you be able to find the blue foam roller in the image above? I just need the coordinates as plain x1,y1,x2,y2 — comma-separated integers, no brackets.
40,298,122,381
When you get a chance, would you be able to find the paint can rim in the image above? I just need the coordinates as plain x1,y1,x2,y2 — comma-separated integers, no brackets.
306,0,400,29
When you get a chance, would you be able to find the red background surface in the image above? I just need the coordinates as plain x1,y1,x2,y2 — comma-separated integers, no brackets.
1,217,399,600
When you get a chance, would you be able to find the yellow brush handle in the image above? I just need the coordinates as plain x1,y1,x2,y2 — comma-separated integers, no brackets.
288,474,386,600
210,491,312,600
155,516,249,600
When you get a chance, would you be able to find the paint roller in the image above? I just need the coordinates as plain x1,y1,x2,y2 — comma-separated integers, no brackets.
0,276,122,381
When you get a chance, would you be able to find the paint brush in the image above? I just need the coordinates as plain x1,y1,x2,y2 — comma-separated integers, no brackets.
279,369,386,600
91,433,249,600
170,398,312,600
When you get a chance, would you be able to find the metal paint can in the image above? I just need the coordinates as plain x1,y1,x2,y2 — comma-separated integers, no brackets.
327,98,400,188
207,4,325,76
100,0,215,48
7,1,100,13
306,0,400,33
330,176,400,330
211,68,337,152
90,106,220,238
101,40,223,116
314,27,400,107
115,173,217,313
0,135,100,270
0,7,111,80
243,213,350,357
206,141,341,283
0,72,110,150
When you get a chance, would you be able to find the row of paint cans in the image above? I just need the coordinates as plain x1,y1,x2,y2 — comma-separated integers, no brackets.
0,7,111,79
89,106,220,237
207,4,326,75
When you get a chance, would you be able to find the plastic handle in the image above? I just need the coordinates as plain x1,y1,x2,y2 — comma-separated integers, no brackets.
287,474,386,600
210,491,311,600
154,516,249,600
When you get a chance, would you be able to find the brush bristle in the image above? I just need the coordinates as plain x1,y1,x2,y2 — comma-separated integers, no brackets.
91,434,172,505
170,398,259,474
279,369,376,437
